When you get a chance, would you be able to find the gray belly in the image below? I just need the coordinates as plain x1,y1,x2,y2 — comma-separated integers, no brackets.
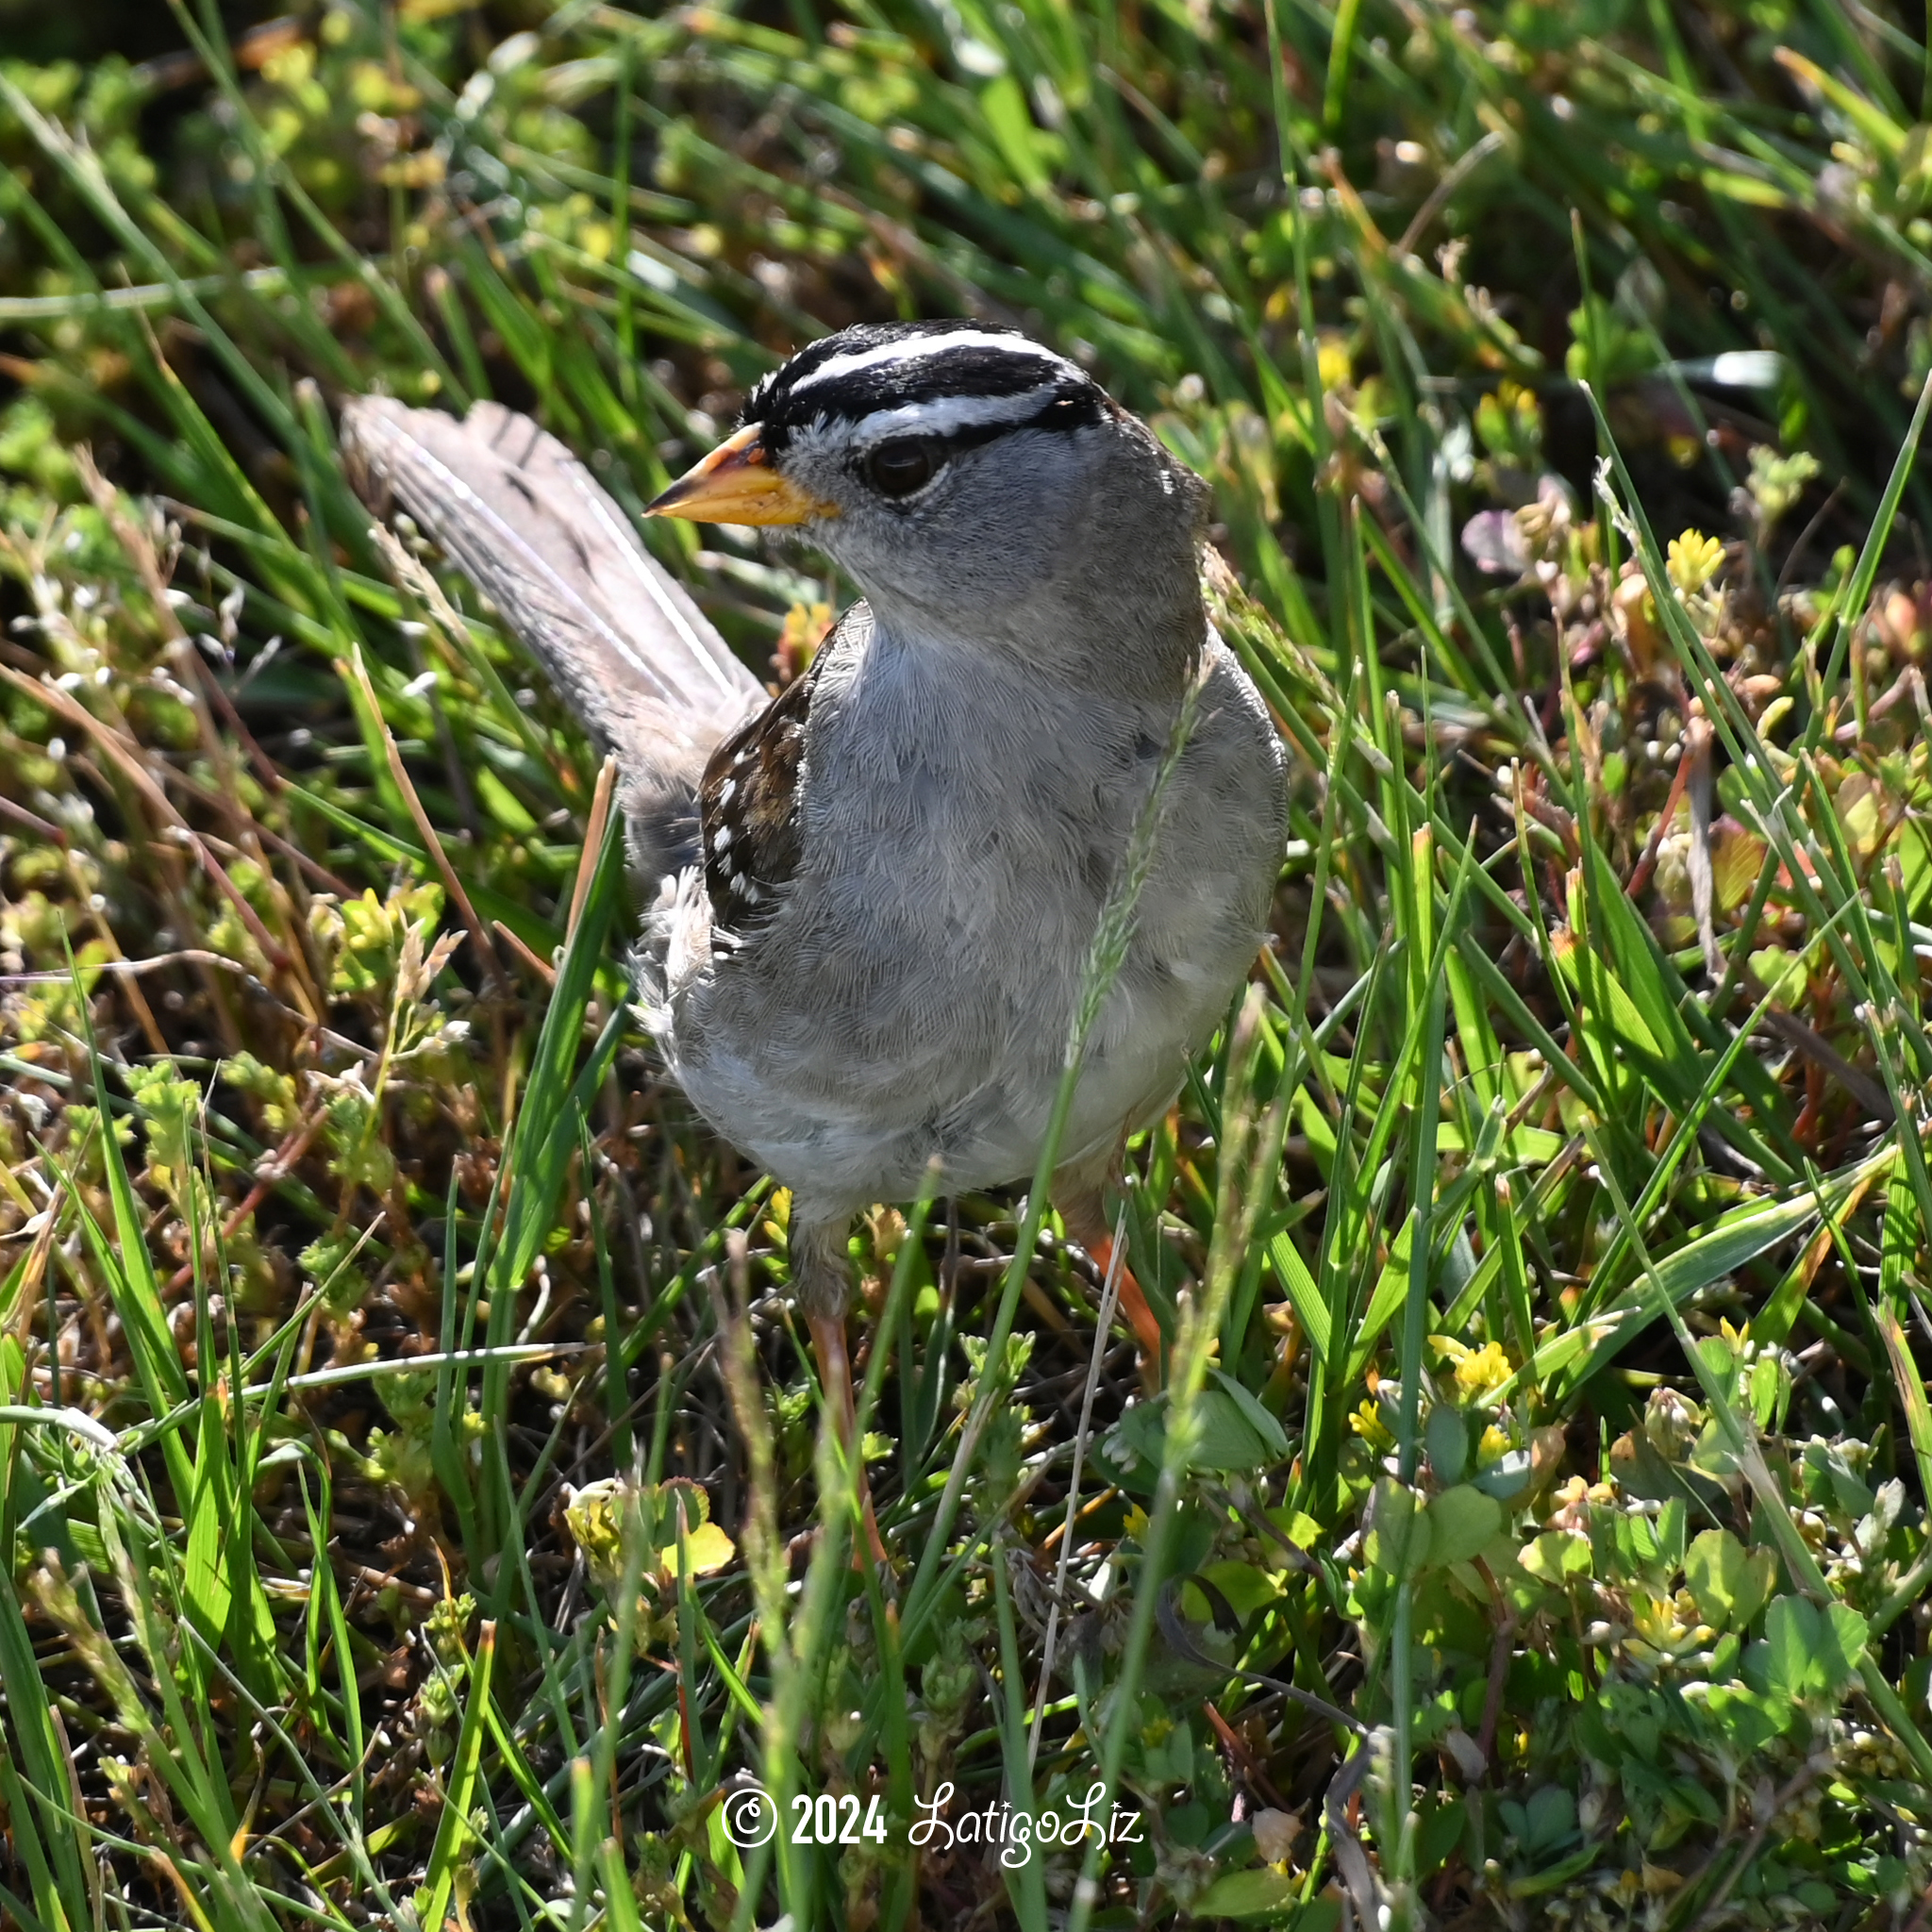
660,636,1285,1217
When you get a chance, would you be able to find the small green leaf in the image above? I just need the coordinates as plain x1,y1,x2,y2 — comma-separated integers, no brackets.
1473,1450,1533,1500
1425,1485,1503,1569
1364,1480,1432,1578
1820,1603,1870,1694
1198,1559,1285,1620
1191,1868,1303,1919
1120,1387,1284,1474
1656,1498,1687,1574
1425,1402,1470,1484
1683,1529,1774,1632
1524,1784,1577,1852
1764,1595,1822,1703
1268,1507,1324,1551
1702,1683,1781,1754
1208,1370,1291,1460
1521,1531,1591,1585
1507,1841,1600,1897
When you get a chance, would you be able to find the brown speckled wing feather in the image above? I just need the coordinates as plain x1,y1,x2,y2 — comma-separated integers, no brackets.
696,651,824,937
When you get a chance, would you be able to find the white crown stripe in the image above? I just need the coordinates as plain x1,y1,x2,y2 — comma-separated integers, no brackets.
783,330,1075,397
829,385,1071,445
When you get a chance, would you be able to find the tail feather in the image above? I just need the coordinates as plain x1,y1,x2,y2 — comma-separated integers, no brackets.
341,395,765,878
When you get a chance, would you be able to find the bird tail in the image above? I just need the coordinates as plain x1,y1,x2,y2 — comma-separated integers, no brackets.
341,396,764,880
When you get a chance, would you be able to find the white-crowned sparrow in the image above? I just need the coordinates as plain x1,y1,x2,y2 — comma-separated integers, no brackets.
344,321,1286,1441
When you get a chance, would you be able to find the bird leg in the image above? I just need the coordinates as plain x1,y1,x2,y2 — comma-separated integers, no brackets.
1056,1183,1164,1384
791,1215,888,1566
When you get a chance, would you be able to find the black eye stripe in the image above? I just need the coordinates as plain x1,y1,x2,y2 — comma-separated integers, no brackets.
835,393,1107,483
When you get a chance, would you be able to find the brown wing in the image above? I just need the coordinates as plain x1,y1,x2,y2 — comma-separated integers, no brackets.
696,650,823,938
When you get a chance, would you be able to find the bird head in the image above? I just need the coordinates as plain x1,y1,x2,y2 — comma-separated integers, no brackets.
645,321,1209,678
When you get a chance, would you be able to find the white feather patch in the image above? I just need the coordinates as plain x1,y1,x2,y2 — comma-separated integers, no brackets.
784,330,1074,397
847,387,1071,447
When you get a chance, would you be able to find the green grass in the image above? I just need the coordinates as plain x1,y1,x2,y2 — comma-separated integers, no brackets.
5,1,1932,1926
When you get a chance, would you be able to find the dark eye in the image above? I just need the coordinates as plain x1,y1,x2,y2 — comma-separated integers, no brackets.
863,439,940,497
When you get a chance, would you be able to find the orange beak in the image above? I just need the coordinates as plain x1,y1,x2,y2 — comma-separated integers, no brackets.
643,424,837,526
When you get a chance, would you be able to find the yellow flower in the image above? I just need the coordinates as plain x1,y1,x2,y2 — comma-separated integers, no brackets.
1454,1340,1513,1399
1666,529,1724,595
1348,1400,1392,1448
1316,330,1353,391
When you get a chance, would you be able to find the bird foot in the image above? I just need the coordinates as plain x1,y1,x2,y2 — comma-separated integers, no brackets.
808,1309,890,1568
1087,1228,1164,1392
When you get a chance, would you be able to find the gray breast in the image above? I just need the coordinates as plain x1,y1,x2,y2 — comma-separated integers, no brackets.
663,615,1284,1214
